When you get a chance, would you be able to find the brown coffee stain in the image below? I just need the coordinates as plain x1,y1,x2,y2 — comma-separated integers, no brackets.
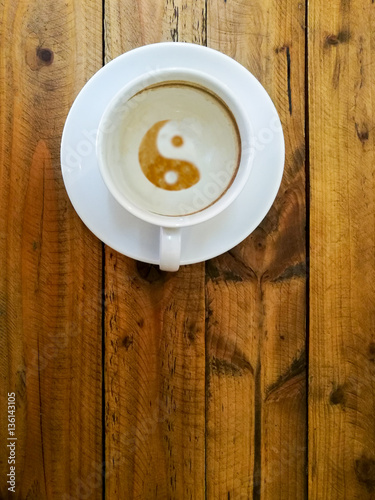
138,120,200,191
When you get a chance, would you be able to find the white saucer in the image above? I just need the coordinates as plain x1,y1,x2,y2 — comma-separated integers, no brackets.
61,42,284,265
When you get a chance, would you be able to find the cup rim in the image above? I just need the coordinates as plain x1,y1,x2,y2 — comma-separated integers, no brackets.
96,66,255,228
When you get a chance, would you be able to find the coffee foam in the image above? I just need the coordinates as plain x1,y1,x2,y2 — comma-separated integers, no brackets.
101,82,241,217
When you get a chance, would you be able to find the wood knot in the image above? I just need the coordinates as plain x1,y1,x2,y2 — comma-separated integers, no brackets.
326,34,340,45
136,261,168,283
210,355,253,377
265,351,305,401
251,230,267,252
355,456,375,492
206,260,220,280
184,321,199,343
36,47,54,65
122,336,133,350
272,262,306,283
325,31,350,46
355,123,369,144
206,260,243,282
329,385,346,405
137,318,144,328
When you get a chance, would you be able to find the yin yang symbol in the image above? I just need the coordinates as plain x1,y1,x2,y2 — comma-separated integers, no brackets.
138,120,200,191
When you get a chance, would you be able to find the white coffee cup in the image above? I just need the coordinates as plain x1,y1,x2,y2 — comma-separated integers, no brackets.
97,67,254,271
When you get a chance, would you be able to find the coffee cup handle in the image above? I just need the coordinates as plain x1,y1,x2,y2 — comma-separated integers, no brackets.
159,227,181,272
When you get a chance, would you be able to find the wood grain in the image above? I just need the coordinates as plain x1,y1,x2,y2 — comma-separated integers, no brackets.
2,0,373,497
206,0,307,498
104,1,206,498
104,259,205,499
104,0,206,62
309,0,375,497
0,1,103,499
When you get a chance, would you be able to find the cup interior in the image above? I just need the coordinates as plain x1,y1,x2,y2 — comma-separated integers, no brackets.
97,67,254,228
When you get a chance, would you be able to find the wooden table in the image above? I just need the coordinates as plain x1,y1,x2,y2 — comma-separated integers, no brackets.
1,0,374,498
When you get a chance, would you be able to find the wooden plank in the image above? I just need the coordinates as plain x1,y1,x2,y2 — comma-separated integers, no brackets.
104,259,205,499
0,1,103,499
309,0,375,498
104,0,206,62
103,1,206,498
206,0,307,498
